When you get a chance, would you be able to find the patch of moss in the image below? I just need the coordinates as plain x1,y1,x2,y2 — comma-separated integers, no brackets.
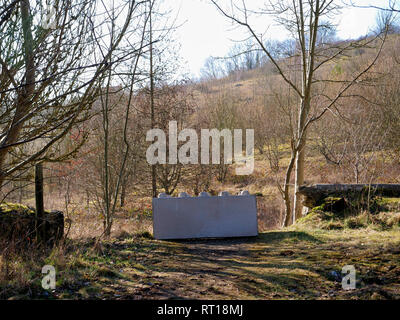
296,208,339,230
0,202,35,215
295,210,321,227
296,206,338,229
375,197,400,212
318,197,343,209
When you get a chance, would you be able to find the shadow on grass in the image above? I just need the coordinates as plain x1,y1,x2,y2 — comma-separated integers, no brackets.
257,231,323,244
0,230,328,299
164,230,322,245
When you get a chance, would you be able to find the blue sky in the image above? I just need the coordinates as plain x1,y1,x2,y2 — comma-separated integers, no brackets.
172,0,393,78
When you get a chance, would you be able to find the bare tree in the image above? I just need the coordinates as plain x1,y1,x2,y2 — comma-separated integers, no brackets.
374,7,400,34
315,101,389,183
211,0,387,225
351,0,399,13
140,82,195,195
200,57,226,80
140,0,185,197
93,0,151,237
199,86,242,183
0,0,140,192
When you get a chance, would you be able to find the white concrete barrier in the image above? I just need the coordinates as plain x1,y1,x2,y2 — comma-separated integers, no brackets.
152,191,258,240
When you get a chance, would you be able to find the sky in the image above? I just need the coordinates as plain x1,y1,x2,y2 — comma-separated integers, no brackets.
171,0,393,78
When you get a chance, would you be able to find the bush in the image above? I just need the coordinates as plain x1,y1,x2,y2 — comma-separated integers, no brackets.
370,212,400,230
136,231,153,239
344,215,368,229
323,220,344,230
299,195,400,231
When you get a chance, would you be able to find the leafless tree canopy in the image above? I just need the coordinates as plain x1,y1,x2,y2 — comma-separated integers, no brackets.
0,0,146,188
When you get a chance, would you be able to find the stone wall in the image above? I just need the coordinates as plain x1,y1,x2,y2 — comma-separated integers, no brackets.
0,203,64,245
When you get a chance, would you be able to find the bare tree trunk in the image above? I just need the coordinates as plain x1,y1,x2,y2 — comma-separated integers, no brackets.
120,178,126,207
293,146,305,223
99,2,148,237
293,101,309,222
18,180,23,203
103,73,112,237
149,1,157,198
0,0,35,187
102,60,112,238
35,163,44,242
283,151,296,227
86,189,90,214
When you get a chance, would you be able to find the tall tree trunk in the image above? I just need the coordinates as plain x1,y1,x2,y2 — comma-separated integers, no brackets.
0,0,35,187
293,146,305,223
120,178,126,207
35,163,44,242
149,1,157,198
292,98,310,223
283,150,296,227
102,64,112,238
19,180,23,203
103,77,112,237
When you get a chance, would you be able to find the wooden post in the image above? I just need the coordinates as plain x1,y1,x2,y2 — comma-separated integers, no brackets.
35,163,44,241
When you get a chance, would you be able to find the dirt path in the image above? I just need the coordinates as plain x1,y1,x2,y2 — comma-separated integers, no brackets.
50,229,400,300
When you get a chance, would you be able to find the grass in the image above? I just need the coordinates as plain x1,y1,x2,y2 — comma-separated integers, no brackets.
1,149,400,300
2,171,400,299
295,196,400,231
1,225,399,300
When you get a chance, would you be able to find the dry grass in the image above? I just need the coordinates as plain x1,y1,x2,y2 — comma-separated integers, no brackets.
1,227,399,300
2,144,400,299
1,177,399,299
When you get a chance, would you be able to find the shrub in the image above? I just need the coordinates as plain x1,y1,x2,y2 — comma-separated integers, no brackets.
344,215,368,229
323,220,344,230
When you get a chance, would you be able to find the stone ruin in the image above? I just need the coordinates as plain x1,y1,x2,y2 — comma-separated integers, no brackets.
0,202,64,245
298,183,400,214
152,191,258,240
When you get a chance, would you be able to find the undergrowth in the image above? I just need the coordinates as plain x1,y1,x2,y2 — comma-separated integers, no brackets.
296,196,400,231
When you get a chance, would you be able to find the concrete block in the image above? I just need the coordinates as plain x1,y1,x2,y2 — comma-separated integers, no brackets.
152,192,258,240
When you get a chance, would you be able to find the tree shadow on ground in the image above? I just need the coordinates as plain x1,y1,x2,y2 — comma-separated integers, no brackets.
92,230,327,299
257,231,322,244
6,229,398,300
166,230,322,246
